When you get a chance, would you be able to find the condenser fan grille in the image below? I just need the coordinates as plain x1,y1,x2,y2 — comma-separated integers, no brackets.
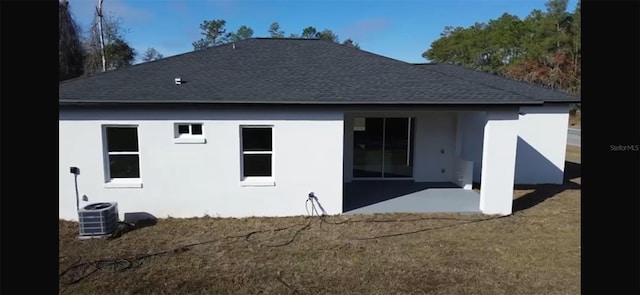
78,202,119,237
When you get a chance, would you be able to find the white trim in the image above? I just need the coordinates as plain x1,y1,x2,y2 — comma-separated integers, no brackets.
174,137,206,144
174,122,206,144
242,151,272,155
107,151,138,155
240,177,276,187
239,125,274,181
104,179,143,189
102,125,142,183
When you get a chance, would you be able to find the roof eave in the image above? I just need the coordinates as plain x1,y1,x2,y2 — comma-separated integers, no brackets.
59,99,544,106
542,99,581,104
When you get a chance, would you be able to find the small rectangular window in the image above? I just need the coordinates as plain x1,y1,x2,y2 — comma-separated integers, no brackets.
191,124,203,135
174,123,206,144
178,125,190,134
241,126,273,178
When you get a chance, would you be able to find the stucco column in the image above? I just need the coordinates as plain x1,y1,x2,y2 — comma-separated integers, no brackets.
515,104,570,184
479,109,519,215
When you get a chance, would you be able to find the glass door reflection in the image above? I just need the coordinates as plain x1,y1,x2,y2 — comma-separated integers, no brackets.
353,117,413,179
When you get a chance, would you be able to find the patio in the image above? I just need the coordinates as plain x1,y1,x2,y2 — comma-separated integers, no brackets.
343,181,480,214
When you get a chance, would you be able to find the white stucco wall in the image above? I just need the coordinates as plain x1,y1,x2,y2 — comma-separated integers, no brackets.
515,104,570,184
413,113,456,182
479,109,519,215
452,156,473,190
458,111,487,182
59,108,344,221
459,105,571,185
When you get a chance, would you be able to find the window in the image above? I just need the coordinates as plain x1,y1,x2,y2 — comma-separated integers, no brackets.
104,126,142,187
241,126,273,180
174,123,205,143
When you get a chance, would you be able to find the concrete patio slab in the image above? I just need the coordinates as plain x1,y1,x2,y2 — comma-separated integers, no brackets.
343,181,480,214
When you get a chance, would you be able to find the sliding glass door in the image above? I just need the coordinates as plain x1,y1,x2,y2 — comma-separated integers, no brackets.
353,117,414,179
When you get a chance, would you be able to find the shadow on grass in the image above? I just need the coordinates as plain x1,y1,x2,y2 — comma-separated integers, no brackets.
110,212,158,239
470,161,581,213
512,161,581,213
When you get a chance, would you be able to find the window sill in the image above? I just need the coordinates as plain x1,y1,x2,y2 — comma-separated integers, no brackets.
240,178,276,187
105,179,143,189
174,137,206,144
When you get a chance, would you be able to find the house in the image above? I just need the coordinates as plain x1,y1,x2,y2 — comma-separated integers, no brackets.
59,38,580,221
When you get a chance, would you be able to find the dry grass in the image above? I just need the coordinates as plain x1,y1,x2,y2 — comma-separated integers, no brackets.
59,148,581,295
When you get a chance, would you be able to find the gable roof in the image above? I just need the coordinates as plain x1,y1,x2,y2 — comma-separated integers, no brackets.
59,38,580,106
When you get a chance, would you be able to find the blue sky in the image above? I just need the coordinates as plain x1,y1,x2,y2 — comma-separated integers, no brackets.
68,0,578,64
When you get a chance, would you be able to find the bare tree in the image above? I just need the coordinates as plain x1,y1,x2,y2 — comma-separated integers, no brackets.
83,12,136,75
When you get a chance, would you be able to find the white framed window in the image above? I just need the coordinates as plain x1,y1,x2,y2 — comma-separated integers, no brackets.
240,125,275,186
103,125,142,188
174,123,206,144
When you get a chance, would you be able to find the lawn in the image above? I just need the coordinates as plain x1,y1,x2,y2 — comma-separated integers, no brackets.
59,146,581,295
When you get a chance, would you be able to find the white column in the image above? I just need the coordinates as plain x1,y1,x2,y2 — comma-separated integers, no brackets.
479,109,519,215
515,104,570,184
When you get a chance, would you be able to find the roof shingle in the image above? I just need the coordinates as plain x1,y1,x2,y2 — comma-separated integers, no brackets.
59,38,580,105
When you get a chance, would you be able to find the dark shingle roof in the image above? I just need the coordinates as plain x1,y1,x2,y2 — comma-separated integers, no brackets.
59,38,580,105
413,63,580,103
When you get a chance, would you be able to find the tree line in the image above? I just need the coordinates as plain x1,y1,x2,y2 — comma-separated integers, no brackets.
60,0,361,82
192,20,360,50
423,0,580,97
61,0,581,100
